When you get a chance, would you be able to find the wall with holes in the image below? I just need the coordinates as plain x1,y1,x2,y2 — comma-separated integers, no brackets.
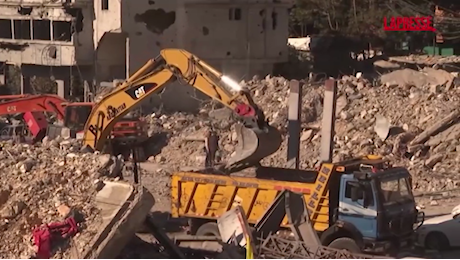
96,0,294,111
0,1,94,66
120,0,293,79
93,0,122,46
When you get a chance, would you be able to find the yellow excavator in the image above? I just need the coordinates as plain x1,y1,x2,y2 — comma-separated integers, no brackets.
82,49,282,172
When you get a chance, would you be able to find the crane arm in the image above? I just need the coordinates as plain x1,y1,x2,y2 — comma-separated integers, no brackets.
83,49,281,171
0,94,66,120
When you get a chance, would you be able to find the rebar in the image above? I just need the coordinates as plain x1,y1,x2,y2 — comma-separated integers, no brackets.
257,234,387,259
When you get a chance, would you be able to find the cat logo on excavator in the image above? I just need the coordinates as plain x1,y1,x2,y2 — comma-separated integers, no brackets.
134,86,146,99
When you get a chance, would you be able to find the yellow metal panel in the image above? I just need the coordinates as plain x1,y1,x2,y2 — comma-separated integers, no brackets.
249,189,278,221
171,171,331,232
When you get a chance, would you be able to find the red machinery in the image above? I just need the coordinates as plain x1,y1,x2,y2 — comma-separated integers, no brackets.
0,95,148,149
0,94,78,120
23,111,49,141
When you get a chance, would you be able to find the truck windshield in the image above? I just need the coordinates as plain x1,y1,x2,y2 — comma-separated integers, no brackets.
378,177,412,206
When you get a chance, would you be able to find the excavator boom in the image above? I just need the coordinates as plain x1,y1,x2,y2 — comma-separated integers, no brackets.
0,94,66,120
83,48,282,171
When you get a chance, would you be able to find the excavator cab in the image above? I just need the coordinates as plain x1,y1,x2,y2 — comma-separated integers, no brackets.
63,103,93,131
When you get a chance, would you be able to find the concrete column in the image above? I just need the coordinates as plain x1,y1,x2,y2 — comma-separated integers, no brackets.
0,63,5,85
126,36,130,78
22,76,31,94
20,68,24,94
286,80,302,169
56,79,65,98
319,79,338,163
83,80,90,102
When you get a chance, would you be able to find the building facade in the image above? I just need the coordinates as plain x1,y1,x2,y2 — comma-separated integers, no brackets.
0,0,293,110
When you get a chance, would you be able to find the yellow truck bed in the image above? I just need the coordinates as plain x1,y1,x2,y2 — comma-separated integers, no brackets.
171,167,331,231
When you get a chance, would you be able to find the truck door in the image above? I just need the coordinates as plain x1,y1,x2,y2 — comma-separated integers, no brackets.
338,177,378,239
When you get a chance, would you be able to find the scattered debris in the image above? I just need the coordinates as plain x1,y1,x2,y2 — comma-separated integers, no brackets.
147,68,460,193
0,138,128,259
1,63,459,258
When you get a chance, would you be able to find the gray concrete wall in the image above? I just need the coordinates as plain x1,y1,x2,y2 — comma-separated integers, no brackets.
95,33,126,82
0,0,293,107
114,0,293,111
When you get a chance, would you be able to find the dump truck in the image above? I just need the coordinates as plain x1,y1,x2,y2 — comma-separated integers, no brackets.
171,156,424,254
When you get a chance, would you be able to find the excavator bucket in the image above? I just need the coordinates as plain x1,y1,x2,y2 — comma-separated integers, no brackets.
225,124,282,172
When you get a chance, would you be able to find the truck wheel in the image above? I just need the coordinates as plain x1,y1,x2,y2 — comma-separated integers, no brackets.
328,237,361,253
425,232,449,251
196,222,221,238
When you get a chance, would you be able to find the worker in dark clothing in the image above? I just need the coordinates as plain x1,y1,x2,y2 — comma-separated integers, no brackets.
204,128,219,168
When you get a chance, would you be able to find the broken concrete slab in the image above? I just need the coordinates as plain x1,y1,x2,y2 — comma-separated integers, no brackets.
425,154,444,168
380,68,455,89
81,182,154,259
208,108,233,121
374,115,391,141
421,67,455,89
374,60,401,69
426,124,460,147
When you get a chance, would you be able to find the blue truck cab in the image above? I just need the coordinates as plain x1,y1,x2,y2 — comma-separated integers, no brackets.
325,163,424,254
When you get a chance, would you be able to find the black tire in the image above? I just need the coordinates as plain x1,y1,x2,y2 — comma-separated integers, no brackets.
425,232,449,251
196,222,221,238
328,237,361,253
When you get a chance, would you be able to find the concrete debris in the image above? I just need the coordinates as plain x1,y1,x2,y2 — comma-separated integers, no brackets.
148,68,460,193
0,139,127,259
389,55,460,65
373,60,401,69
380,68,455,89
430,200,439,206
374,115,391,141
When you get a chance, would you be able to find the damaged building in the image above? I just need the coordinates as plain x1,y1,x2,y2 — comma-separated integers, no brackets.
0,0,93,98
0,0,293,110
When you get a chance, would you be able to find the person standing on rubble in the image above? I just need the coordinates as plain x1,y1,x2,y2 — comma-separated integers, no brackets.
204,127,219,168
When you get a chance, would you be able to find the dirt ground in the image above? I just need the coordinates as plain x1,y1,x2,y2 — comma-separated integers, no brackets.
121,162,460,259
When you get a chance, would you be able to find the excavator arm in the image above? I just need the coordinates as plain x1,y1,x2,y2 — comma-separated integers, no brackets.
0,94,66,120
83,48,282,171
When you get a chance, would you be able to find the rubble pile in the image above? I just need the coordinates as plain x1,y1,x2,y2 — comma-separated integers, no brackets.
0,138,123,259
150,68,460,193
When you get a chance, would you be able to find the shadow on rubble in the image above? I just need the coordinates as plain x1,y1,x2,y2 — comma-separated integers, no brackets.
143,132,170,159
118,234,227,259
137,211,188,234
118,235,168,259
